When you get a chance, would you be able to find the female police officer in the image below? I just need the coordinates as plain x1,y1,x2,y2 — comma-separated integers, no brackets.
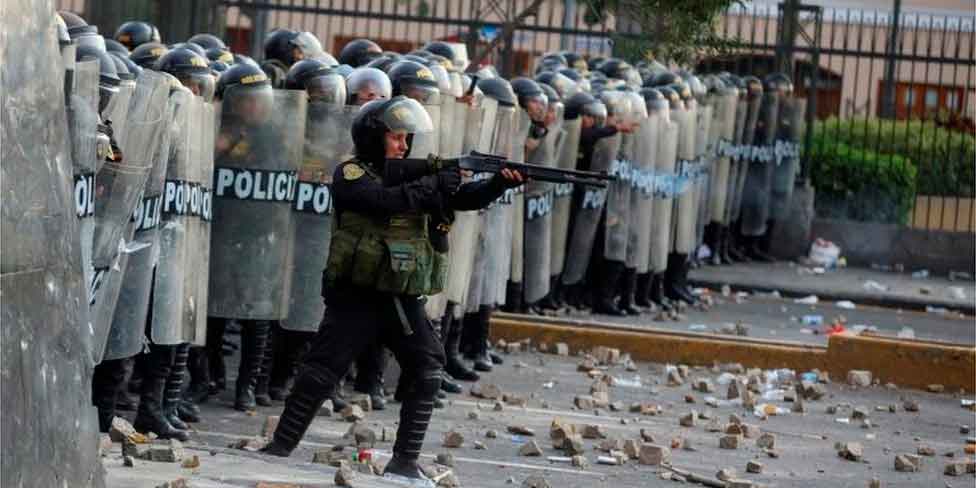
263,96,523,485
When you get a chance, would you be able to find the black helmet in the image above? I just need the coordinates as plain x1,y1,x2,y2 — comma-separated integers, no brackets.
387,60,440,103
115,21,161,50
108,52,136,81
476,77,517,107
338,38,383,67
670,81,693,103
645,71,681,88
510,77,546,107
264,29,300,65
216,63,273,127
209,60,230,74
365,53,400,72
105,38,129,55
539,83,561,114
346,67,392,105
535,71,579,100
400,53,430,65
764,72,793,94
130,42,168,68
639,87,668,113
560,51,588,72
742,75,763,100
206,47,235,65
77,44,120,112
156,47,215,100
188,33,227,51
564,91,606,121
422,41,456,64
587,56,607,71
233,54,260,69
352,96,434,165
285,59,346,103
59,11,96,38
657,86,682,111
170,41,206,57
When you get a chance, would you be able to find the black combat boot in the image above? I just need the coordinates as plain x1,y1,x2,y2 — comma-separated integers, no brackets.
745,234,775,262
717,225,733,265
704,222,722,266
460,311,479,361
592,260,626,316
665,253,698,305
235,321,271,412
649,272,674,312
727,220,751,263
758,219,777,260
186,346,210,405
470,306,493,372
206,317,227,394
262,365,338,457
384,372,440,486
92,358,128,432
134,346,189,441
634,272,655,309
163,343,191,430
354,346,388,410
253,324,275,407
442,303,479,382
503,280,524,314
537,276,563,310
618,267,643,315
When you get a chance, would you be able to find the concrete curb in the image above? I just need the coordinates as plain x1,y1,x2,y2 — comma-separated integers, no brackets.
490,314,976,393
687,277,976,316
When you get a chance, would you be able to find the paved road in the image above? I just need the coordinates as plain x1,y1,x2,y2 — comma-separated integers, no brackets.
555,291,975,346
106,347,976,488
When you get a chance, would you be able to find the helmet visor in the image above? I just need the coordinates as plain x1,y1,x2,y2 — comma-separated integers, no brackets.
401,80,440,105
305,73,347,104
347,68,392,105
375,96,434,135
180,72,216,102
222,83,274,125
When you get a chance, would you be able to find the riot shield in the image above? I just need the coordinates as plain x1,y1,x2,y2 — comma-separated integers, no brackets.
522,114,556,304
90,71,169,358
282,102,356,331
723,94,748,225
104,71,174,361
561,131,616,285
600,132,628,261
494,106,521,306
506,110,532,303
550,117,581,278
102,79,135,150
186,99,216,343
631,113,658,274
671,103,698,254
710,90,737,224
68,60,99,342
650,119,679,273
770,97,804,220
410,96,441,159
207,88,304,320
694,103,714,249
729,90,762,224
463,98,498,313
441,97,479,317
740,90,780,237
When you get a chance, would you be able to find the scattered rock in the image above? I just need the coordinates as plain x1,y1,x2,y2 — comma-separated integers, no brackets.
443,431,464,448
334,460,355,486
667,368,684,386
348,393,373,412
742,389,757,409
848,370,872,388
494,401,505,411
485,430,498,439
927,384,945,393
341,405,365,422
839,442,864,462
852,406,870,420
679,411,697,427
574,395,596,410
741,424,761,439
562,434,585,455
693,378,715,393
757,433,776,449
109,417,144,443
746,460,763,473
436,452,455,467
630,402,660,415
436,471,460,487
507,425,535,436
312,449,347,467
639,429,655,443
577,358,598,372
599,438,623,452
344,423,376,448
148,439,184,463
725,423,744,435
519,440,543,457
903,399,919,412
521,475,550,488
591,346,620,365
623,439,640,459
638,444,670,465
917,444,935,456
317,399,333,417
764,448,780,458
571,454,588,468
123,455,135,467
894,453,921,472
154,479,190,488
468,411,480,421
181,455,200,469
716,468,736,481
868,479,880,488
719,435,741,450
555,343,570,356
944,461,967,476
470,383,503,400
727,380,741,400
473,440,486,450
725,480,753,488
581,425,606,439
705,419,723,432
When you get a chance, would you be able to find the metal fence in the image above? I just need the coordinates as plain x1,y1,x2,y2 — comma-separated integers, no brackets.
58,0,976,232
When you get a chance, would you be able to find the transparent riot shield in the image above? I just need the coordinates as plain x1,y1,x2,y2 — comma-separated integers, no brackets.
410,96,441,159
522,114,556,304
710,91,737,224
102,79,135,150
90,70,169,359
770,97,804,220
562,131,617,285
632,113,658,274
694,103,713,250
740,90,780,237
186,99,216,344
550,117,581,278
598,132,627,261
282,101,356,331
650,119,679,274
104,71,175,361
506,110,532,302
207,88,305,320
729,91,762,224
671,103,698,254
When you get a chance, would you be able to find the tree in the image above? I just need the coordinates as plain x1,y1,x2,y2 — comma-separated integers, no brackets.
583,0,741,66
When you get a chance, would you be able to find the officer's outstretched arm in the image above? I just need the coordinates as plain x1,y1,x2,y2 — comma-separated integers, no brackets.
332,162,446,217
449,175,518,211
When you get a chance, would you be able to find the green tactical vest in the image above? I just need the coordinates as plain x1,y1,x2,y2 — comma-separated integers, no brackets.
323,162,448,296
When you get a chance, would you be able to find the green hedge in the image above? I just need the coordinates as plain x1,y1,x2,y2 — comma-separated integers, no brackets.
811,118,975,197
808,137,918,224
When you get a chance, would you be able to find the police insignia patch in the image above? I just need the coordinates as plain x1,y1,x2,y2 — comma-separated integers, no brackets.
343,163,365,180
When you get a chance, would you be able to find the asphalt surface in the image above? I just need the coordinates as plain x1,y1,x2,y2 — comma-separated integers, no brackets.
568,291,976,346
105,343,976,488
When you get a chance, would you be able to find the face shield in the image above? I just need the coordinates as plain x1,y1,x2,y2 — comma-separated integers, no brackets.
549,72,580,100
305,73,347,104
625,91,647,124
292,32,332,63
428,63,452,95
522,92,548,122
346,67,392,105
448,71,464,98
223,82,274,126
582,100,608,126
179,71,216,102
74,33,106,52
372,96,434,135
401,78,441,105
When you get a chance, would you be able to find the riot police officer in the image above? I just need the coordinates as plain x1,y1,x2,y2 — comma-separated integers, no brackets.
115,20,161,50
262,97,523,485
338,38,383,67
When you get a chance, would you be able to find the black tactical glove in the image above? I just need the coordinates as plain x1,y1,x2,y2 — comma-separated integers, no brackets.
436,166,462,195
490,166,524,190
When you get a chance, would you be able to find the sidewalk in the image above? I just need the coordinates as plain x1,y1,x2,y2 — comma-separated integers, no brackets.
689,262,976,315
